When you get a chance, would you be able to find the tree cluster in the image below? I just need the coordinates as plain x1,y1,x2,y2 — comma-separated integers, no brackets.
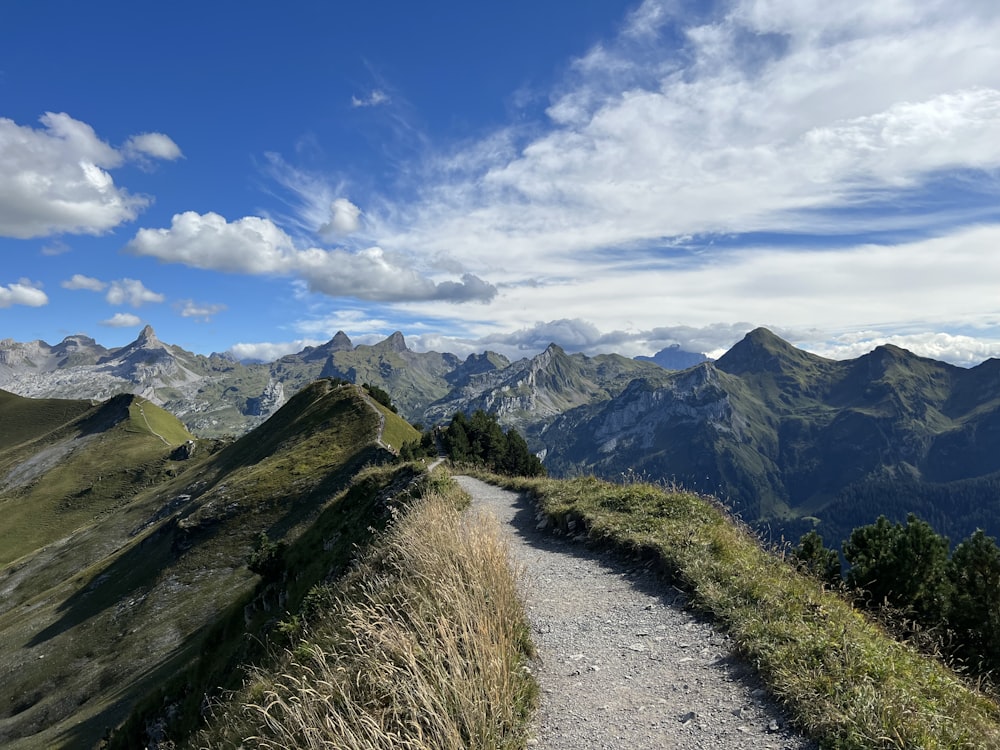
795,516,1000,678
443,410,545,477
362,382,397,413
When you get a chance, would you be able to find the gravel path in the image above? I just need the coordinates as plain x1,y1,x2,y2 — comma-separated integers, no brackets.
454,476,816,750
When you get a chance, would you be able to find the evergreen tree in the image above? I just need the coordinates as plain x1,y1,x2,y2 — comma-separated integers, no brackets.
843,514,950,626
442,410,545,477
793,530,841,586
947,529,1000,672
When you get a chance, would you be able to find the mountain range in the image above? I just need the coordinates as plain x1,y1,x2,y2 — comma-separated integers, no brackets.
4,325,1000,547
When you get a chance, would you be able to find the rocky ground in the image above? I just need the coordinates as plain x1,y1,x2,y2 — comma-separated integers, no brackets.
454,476,817,750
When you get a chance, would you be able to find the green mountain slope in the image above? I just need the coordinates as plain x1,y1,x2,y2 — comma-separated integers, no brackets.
0,381,410,749
0,389,94,452
0,394,194,566
541,328,1000,545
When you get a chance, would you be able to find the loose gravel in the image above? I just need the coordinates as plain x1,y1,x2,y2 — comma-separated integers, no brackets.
454,475,817,750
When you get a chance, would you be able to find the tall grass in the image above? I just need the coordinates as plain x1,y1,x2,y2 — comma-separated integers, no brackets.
194,476,536,749
501,474,1000,750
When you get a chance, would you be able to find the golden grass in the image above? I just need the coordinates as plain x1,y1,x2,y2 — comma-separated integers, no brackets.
194,475,536,749
500,474,1000,750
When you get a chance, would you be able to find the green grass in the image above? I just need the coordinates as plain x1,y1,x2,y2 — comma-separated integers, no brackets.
369,399,421,453
0,390,94,452
0,398,193,566
0,381,397,749
496,473,1000,749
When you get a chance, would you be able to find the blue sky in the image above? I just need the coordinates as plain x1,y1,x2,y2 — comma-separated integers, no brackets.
3,0,1000,365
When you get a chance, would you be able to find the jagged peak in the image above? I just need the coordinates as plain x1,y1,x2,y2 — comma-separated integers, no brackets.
377,331,408,353
136,324,158,345
331,331,353,351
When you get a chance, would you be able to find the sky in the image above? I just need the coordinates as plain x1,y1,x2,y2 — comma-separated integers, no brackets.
2,0,1000,366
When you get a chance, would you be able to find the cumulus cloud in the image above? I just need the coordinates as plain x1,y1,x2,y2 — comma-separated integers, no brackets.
0,280,48,308
319,198,362,236
106,278,165,307
351,89,390,108
0,112,180,238
177,300,227,322
227,339,324,363
101,312,143,328
61,273,107,292
808,331,1000,368
126,211,497,303
122,132,183,161
475,318,757,359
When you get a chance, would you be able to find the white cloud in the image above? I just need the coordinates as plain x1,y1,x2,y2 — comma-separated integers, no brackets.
0,280,48,308
128,212,296,274
351,89,390,108
177,300,227,322
293,309,393,337
807,331,1000,368
126,211,497,303
61,273,107,292
106,278,165,307
319,198,362,236
366,0,1000,278
0,112,179,239
101,312,143,328
123,132,183,161
41,239,70,256
227,339,324,363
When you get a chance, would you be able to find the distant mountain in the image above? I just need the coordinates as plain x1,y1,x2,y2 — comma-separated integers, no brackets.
424,343,667,432
1,326,280,436
0,328,672,439
0,381,417,749
635,344,709,370
540,328,1000,546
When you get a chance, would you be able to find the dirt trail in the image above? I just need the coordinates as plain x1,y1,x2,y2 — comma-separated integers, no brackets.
454,475,816,750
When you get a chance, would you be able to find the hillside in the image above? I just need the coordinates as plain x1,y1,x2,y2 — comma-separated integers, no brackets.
540,328,1000,546
0,392,194,566
0,381,418,749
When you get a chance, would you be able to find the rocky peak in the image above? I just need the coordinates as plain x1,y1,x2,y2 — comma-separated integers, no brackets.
381,331,408,353
331,331,353,351
136,325,159,347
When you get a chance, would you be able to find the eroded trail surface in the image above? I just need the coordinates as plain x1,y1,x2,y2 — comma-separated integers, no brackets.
454,476,816,750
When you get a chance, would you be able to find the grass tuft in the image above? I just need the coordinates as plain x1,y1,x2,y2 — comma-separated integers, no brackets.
195,474,536,749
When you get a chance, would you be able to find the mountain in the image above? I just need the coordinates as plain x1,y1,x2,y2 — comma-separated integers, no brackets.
424,343,668,432
540,328,1000,546
635,343,709,370
315,331,466,420
0,381,419,749
0,326,281,437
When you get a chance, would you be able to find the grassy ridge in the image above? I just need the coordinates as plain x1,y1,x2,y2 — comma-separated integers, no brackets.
0,382,396,749
195,472,536,749
0,396,194,566
500,474,1000,749
0,389,94,452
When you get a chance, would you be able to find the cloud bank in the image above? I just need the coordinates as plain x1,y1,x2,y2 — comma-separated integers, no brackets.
126,211,497,303
0,112,181,239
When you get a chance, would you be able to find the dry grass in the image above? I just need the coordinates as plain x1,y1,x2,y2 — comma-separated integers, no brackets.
194,475,536,749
